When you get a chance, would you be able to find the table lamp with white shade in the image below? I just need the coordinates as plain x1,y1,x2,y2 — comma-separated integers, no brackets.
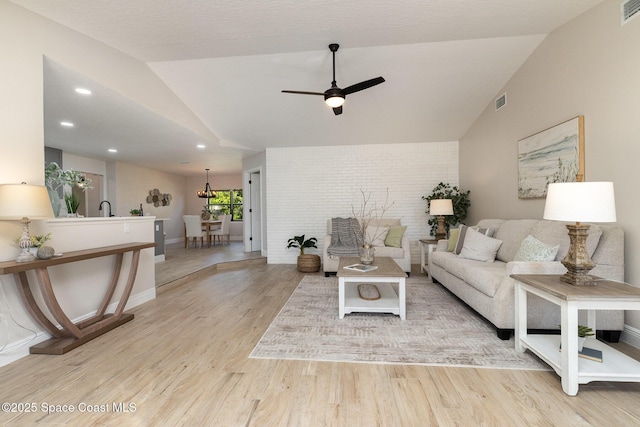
543,182,616,286
0,183,54,262
430,198,454,241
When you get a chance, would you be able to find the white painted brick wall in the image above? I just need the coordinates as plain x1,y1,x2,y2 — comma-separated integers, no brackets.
266,141,459,265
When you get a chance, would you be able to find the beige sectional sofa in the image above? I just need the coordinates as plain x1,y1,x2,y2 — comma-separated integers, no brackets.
429,219,625,340
323,218,411,276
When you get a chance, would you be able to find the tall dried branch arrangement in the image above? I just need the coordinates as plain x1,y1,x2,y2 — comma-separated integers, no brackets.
350,189,394,246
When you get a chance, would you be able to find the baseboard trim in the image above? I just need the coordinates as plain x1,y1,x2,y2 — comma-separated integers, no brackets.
621,324,640,349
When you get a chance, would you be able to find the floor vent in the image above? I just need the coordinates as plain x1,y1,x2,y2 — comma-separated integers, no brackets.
495,93,506,111
622,0,640,25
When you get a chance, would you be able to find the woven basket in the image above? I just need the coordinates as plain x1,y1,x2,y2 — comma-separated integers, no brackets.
297,254,321,273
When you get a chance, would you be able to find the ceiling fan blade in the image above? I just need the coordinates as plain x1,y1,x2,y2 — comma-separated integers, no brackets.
332,106,343,115
343,77,385,95
281,90,325,96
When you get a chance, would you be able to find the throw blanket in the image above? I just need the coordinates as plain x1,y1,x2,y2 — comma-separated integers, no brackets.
327,217,362,257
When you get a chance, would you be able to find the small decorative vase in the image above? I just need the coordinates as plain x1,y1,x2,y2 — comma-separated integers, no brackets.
578,337,586,352
47,188,62,217
359,245,375,265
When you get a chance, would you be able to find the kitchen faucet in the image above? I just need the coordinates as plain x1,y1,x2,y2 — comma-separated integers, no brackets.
98,200,114,217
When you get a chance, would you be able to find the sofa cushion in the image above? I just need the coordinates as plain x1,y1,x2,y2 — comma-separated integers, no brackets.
494,220,538,262
452,225,495,254
374,245,405,259
366,226,389,247
458,227,503,262
530,220,602,260
384,225,406,248
432,251,505,297
514,234,559,262
463,260,507,297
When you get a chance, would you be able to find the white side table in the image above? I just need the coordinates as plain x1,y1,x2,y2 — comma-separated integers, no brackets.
419,239,438,277
512,274,640,396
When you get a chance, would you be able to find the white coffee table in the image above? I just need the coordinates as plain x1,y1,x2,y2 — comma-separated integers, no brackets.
337,257,407,320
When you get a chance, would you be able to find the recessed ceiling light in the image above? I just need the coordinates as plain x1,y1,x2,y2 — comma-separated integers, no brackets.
75,87,92,95
108,148,118,153
179,161,190,164
197,144,206,149
60,121,74,127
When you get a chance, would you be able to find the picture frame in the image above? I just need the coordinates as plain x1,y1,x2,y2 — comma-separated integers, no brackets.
517,116,584,199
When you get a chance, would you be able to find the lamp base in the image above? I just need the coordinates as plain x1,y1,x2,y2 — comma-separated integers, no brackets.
560,223,596,286
435,216,447,241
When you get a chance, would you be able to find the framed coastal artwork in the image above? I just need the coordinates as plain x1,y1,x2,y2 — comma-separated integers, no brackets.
517,116,584,199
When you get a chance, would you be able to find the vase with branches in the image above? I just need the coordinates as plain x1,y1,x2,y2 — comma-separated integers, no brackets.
351,189,394,263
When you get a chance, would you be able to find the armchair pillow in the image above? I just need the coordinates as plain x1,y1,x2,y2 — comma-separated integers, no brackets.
384,225,407,248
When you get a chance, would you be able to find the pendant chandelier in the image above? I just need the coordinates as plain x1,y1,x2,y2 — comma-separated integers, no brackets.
197,168,216,198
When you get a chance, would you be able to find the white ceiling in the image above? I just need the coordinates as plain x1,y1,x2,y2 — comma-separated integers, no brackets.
12,0,605,176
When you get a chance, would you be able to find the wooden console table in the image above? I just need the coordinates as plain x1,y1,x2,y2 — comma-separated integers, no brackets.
0,242,155,355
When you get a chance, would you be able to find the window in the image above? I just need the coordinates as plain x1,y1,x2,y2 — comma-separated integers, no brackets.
207,189,243,221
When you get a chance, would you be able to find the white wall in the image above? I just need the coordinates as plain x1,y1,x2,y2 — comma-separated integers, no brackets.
266,142,459,265
113,162,188,241
460,1,640,337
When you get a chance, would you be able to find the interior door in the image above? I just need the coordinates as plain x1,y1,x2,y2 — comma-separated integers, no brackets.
250,172,262,252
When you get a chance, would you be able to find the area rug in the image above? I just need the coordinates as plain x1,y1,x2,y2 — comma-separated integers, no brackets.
250,275,549,370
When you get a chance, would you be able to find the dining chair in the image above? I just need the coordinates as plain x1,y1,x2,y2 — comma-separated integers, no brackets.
210,214,231,246
183,215,207,248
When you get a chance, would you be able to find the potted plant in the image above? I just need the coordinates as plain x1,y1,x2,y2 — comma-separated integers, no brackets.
44,162,92,217
287,235,320,272
422,182,471,238
578,325,595,351
64,192,80,217
130,208,140,216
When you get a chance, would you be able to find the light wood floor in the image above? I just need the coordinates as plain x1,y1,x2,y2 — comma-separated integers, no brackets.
155,240,265,287
2,261,640,425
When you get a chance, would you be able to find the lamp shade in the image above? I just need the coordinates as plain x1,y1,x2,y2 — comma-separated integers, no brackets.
430,199,454,216
0,184,54,220
543,182,616,223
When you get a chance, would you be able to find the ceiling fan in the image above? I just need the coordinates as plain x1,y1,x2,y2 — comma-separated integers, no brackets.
282,43,385,115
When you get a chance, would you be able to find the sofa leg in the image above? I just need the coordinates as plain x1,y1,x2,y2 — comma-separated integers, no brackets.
598,330,622,343
496,329,512,340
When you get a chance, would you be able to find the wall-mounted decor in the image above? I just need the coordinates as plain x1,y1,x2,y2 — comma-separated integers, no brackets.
517,116,584,199
147,189,172,207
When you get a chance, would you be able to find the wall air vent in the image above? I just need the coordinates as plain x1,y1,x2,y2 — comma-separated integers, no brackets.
622,0,640,25
495,93,507,111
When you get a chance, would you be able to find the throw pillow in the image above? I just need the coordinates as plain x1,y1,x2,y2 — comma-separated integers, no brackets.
365,226,389,247
458,227,503,262
454,225,469,254
384,225,407,248
447,228,461,252
514,234,560,262
471,226,495,237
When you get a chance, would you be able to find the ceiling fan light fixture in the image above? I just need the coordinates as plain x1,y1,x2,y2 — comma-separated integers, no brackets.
325,95,345,108
324,86,345,108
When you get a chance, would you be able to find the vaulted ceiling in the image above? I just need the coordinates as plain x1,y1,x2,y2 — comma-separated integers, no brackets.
11,0,605,175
